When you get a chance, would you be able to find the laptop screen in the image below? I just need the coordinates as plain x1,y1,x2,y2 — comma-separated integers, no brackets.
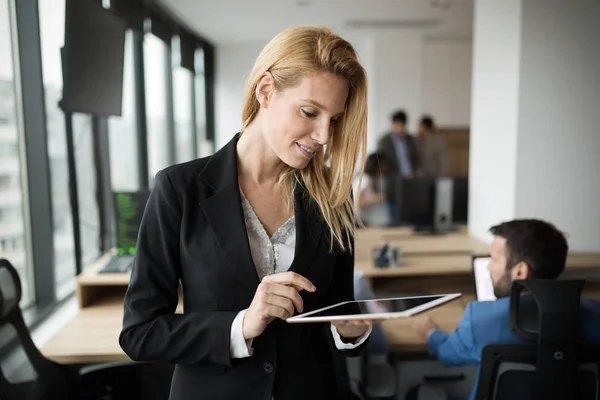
473,256,496,301
113,190,150,256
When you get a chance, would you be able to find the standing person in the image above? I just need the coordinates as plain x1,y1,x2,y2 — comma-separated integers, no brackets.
119,26,374,400
377,110,420,178
416,115,448,177
377,110,420,223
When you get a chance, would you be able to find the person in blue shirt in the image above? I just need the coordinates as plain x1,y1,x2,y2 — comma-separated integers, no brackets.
409,219,600,400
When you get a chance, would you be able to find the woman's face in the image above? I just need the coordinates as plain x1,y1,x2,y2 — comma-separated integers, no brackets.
257,72,349,170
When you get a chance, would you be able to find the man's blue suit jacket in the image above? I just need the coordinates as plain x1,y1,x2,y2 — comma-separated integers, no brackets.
427,297,600,400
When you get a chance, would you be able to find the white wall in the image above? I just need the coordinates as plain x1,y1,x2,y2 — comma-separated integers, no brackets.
422,37,473,127
468,0,523,242
514,0,600,251
370,32,424,142
215,42,265,149
215,34,473,154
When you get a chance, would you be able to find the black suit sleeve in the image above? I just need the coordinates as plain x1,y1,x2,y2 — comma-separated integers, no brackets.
119,169,237,367
376,135,387,152
324,235,368,356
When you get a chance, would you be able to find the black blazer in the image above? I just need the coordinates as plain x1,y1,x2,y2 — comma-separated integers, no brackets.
119,134,364,400
377,132,420,176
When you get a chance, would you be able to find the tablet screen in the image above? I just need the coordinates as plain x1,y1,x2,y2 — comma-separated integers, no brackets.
303,295,447,318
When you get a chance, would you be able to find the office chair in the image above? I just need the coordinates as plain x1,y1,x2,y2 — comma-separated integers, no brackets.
475,279,600,400
0,258,173,399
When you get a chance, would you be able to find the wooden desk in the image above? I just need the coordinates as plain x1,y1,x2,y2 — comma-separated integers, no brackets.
42,269,183,363
383,294,474,353
354,230,489,263
41,295,131,363
40,228,600,363
76,253,130,308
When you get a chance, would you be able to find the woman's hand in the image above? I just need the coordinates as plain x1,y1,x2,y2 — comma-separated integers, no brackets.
242,272,316,340
331,319,377,340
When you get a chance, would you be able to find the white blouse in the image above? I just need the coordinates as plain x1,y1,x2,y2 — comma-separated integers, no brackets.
229,189,370,361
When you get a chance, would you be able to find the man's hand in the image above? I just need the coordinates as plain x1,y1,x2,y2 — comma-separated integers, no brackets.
410,315,438,340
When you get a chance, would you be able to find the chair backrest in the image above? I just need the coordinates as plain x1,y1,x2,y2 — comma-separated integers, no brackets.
476,279,600,400
0,259,80,399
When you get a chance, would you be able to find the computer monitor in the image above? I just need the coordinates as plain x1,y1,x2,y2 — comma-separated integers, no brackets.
393,176,436,228
391,176,469,231
452,177,469,224
473,255,496,301
61,0,127,116
113,190,151,256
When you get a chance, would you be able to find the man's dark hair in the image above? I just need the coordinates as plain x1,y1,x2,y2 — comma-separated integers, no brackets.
391,110,407,124
420,115,435,130
489,219,568,279
364,152,386,177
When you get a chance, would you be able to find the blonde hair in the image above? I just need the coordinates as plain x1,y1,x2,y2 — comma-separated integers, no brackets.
241,26,367,253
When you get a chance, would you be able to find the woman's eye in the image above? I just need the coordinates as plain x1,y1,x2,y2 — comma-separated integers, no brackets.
302,110,316,118
330,119,340,125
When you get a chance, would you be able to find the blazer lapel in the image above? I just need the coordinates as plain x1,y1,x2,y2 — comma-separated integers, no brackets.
289,182,324,278
198,134,260,296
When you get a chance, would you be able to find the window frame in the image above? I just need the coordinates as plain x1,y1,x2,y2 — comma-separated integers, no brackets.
1,0,217,359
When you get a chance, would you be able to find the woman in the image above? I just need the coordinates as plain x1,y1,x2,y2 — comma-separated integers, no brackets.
119,26,372,400
354,152,390,226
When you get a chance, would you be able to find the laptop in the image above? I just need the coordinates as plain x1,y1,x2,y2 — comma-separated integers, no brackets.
99,190,151,273
473,255,497,301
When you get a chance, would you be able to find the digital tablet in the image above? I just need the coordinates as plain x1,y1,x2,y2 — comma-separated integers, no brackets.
286,293,461,323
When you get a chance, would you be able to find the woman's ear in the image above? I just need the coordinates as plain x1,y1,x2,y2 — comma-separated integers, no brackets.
255,72,274,108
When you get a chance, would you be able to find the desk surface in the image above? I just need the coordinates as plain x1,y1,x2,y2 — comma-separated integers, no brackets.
354,229,489,262
42,296,130,363
40,228,600,363
41,295,184,364
384,294,473,353
40,293,469,363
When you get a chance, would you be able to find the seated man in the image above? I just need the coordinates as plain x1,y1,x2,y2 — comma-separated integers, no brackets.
409,219,600,400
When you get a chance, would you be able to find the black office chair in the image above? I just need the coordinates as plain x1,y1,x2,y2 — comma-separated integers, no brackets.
475,279,600,400
0,258,174,399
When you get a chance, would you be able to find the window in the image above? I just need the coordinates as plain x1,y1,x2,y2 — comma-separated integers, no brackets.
195,48,212,157
0,0,33,307
39,0,102,299
73,113,100,267
108,30,139,191
144,34,170,183
173,63,194,163
39,0,75,300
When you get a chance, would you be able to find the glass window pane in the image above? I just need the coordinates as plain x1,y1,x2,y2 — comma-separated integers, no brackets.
39,0,75,300
194,48,212,157
39,0,102,298
173,66,193,163
144,35,169,184
0,0,33,307
108,30,139,191
72,113,100,267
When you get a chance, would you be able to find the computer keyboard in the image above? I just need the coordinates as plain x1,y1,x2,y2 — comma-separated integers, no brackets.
99,255,134,273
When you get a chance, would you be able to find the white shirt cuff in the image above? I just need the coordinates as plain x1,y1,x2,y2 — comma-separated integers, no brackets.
330,323,372,350
230,309,254,358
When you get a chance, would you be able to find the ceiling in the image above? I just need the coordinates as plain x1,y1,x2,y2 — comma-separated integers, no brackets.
157,0,474,44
